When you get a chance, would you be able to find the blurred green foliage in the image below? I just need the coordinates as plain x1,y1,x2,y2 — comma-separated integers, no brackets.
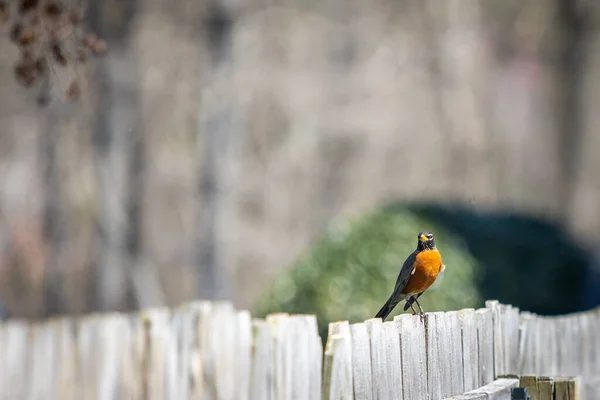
253,207,483,341
406,203,593,315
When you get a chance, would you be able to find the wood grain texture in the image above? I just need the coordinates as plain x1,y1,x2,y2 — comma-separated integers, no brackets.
365,318,389,400
304,315,323,400
396,314,427,400
427,312,463,399
504,305,520,374
442,378,519,400
556,316,577,376
446,311,464,396
464,377,519,399
382,320,403,399
267,312,292,400
249,319,275,400
236,310,253,400
554,377,580,400
540,318,558,376
426,312,445,400
350,322,373,400
458,308,478,392
322,321,353,400
293,314,322,400
475,308,494,386
486,300,504,377
520,376,539,400
537,377,554,400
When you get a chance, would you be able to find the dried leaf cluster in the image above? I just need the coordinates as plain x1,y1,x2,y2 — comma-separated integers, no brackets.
1,0,107,105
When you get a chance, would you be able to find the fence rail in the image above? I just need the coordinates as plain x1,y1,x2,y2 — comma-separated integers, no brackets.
0,300,597,399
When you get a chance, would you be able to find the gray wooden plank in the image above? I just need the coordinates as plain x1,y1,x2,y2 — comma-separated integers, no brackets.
443,394,486,400
2,321,30,399
250,319,275,400
443,378,519,400
587,310,600,378
288,314,321,400
571,315,585,377
529,315,542,376
486,300,504,377
350,322,373,400
518,312,540,376
458,308,478,392
396,314,427,400
236,310,253,400
53,318,78,400
195,301,241,400
382,320,403,399
426,311,464,399
556,316,577,376
190,301,212,399
582,377,600,400
28,319,58,400
542,318,558,376
504,305,520,374
168,306,193,400
289,315,309,400
304,315,323,400
322,321,353,400
479,377,520,399
446,311,464,396
365,318,390,400
77,314,104,399
580,309,600,381
195,302,215,399
475,308,494,386
517,312,530,375
266,312,293,400
214,302,239,400
426,312,445,400
113,314,139,400
143,308,172,400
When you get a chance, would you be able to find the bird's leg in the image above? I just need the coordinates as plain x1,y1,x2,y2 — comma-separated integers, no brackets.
408,299,418,315
414,298,425,318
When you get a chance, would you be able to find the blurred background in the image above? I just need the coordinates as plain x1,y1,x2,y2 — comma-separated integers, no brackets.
1,0,600,338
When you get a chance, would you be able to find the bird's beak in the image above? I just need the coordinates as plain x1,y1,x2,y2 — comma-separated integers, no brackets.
420,234,428,241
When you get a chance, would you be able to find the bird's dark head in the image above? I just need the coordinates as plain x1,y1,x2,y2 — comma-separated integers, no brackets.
417,231,436,251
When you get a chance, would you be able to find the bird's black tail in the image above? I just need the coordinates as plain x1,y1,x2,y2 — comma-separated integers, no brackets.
375,295,401,322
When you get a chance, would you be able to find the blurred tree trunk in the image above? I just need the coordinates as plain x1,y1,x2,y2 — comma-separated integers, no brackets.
88,0,140,312
196,2,235,301
556,0,588,216
40,107,64,316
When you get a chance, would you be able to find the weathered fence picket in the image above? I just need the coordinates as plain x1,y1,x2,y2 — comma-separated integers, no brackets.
322,321,352,400
475,307,495,387
396,314,428,399
458,308,478,392
349,322,372,399
0,300,597,399
382,320,403,399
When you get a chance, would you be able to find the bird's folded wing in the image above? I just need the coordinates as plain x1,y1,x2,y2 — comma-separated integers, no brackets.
391,250,418,294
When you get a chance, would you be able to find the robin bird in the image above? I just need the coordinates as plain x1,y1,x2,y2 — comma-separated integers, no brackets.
375,231,445,321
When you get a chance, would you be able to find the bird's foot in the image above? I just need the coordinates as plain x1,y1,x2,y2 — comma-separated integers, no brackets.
419,311,425,322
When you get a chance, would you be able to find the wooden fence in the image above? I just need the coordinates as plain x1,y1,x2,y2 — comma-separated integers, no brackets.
0,300,597,399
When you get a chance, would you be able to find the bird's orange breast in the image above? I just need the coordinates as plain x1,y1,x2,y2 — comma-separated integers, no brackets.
401,249,443,295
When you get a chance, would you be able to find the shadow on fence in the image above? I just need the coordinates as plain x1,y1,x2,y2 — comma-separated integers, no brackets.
0,300,597,399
